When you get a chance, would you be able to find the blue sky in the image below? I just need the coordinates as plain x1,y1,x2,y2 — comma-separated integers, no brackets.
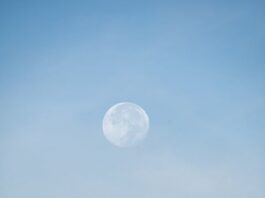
1,1,265,197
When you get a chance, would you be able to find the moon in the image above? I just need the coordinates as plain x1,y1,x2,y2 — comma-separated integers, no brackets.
102,102,150,147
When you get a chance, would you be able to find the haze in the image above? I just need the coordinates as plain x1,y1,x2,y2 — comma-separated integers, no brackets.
1,1,265,198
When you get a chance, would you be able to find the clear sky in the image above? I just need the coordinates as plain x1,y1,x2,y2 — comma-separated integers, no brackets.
1,1,265,197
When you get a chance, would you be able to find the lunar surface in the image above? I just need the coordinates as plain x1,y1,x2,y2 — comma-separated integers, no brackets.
102,102,150,147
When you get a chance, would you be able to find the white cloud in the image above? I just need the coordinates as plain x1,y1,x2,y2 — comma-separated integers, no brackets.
128,154,265,198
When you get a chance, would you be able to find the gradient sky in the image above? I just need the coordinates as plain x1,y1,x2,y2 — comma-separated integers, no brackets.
1,1,265,198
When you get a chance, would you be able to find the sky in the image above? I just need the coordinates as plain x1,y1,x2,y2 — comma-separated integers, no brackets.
1,0,265,197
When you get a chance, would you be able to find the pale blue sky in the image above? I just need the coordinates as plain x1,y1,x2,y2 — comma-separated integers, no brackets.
1,1,265,198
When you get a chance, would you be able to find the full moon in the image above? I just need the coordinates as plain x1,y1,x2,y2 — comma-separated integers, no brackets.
102,102,150,147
